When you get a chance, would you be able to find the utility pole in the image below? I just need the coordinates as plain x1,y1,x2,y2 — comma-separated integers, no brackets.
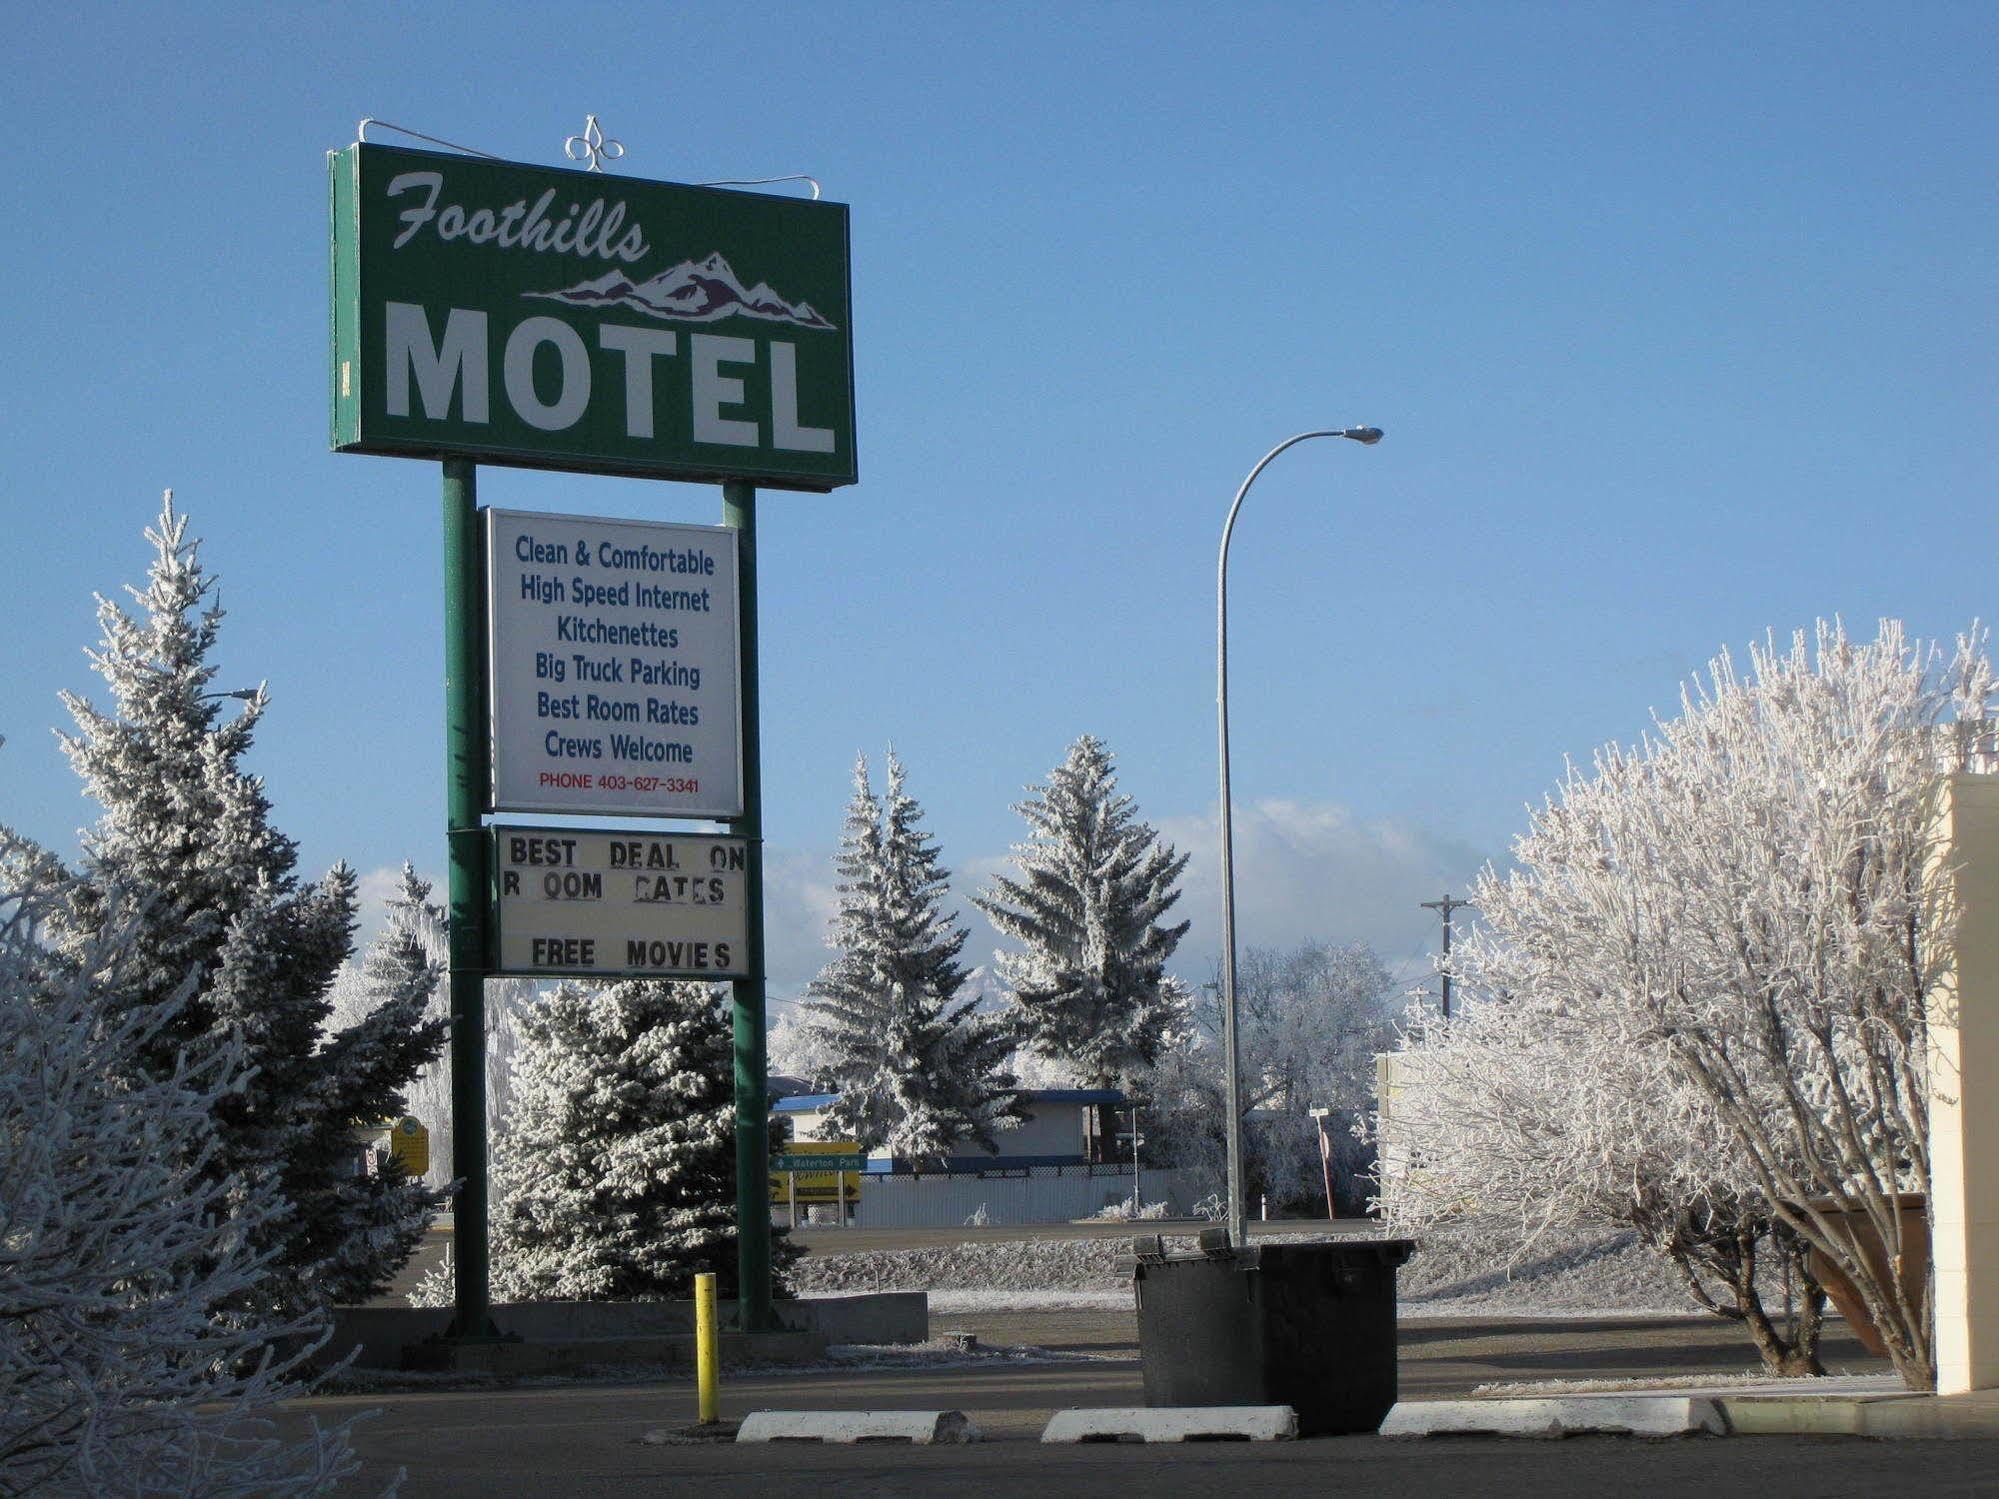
1420,894,1474,1020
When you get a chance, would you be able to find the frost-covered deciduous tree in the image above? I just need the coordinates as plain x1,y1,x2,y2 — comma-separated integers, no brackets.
1382,984,1828,1373
976,735,1191,1088
486,979,797,1301
1390,620,1990,1389
1145,942,1393,1214
766,1005,838,1087
804,752,1022,1158
0,872,360,1496
325,866,531,1192
7,493,445,1312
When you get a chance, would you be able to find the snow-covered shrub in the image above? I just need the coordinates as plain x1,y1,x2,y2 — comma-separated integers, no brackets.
1087,1195,1172,1221
406,1246,453,1310
0,873,363,1495
488,978,799,1301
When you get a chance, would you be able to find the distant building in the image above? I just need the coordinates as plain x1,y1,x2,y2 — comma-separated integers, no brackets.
773,1087,1127,1173
769,1088,1207,1228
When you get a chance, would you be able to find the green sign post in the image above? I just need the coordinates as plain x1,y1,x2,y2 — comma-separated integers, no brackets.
331,135,854,1339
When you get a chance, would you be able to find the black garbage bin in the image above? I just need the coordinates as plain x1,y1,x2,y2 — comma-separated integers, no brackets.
1129,1231,1415,1436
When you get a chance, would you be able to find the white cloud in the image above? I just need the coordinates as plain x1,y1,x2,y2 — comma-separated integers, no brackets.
1155,797,1493,977
762,795,1493,1015
763,845,841,1012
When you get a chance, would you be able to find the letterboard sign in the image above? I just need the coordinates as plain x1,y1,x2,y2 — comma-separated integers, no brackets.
492,827,750,978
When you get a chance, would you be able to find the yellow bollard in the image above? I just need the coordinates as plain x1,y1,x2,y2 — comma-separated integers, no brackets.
694,1271,719,1424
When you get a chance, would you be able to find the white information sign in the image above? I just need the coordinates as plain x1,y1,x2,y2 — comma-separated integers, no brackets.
493,827,750,978
487,508,741,817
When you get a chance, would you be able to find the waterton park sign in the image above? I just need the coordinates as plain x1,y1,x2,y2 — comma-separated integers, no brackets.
329,129,852,1343
329,142,855,489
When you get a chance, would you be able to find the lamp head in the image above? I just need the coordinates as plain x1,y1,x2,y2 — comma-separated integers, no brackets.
1341,426,1384,445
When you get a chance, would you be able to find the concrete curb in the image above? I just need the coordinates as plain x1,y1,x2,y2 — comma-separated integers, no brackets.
735,1410,980,1445
1715,1392,1999,1439
1040,1407,1298,1443
1380,1397,1726,1439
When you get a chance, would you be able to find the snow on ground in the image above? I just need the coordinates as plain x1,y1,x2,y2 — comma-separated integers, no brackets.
920,1289,1135,1314
818,1338,1122,1369
792,1227,1716,1319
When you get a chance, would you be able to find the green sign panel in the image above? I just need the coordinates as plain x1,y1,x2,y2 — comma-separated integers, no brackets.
774,1153,867,1173
329,143,856,490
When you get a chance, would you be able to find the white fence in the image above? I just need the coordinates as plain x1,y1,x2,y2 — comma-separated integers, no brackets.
843,1165,1211,1230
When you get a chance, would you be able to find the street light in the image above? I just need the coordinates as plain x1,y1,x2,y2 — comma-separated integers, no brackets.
1217,426,1382,1249
1128,1102,1143,1215
1308,1106,1337,1221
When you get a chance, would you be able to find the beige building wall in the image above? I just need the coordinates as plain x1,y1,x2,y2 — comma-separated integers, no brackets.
1930,774,1999,1393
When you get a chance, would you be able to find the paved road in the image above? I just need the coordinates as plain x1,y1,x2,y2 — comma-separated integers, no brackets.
301,1306,1936,1495
312,1371,1999,1499
335,1429,1999,1499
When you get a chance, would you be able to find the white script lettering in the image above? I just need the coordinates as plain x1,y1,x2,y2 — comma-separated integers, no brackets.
385,171,649,264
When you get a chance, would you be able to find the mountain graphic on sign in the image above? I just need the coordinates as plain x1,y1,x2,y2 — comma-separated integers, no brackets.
527,252,836,330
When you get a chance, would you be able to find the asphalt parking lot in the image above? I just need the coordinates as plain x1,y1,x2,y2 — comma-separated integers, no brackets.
294,1302,1963,1497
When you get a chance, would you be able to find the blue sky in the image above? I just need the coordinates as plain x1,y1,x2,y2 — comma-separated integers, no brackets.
4,3,1993,1007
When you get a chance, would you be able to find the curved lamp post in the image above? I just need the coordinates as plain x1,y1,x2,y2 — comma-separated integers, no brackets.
1217,426,1382,1248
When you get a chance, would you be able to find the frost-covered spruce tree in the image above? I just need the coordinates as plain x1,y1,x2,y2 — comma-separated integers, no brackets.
12,493,445,1312
327,867,533,1192
804,752,1022,1158
325,863,454,1261
488,978,797,1300
976,734,1191,1088
0,869,359,1497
